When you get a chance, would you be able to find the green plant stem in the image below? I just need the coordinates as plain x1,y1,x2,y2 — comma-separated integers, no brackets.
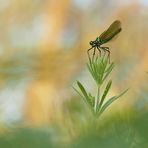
94,85,100,113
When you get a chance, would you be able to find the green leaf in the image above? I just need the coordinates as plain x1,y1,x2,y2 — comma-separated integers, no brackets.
76,81,95,107
87,57,113,85
72,86,85,100
98,80,112,110
105,62,114,73
77,81,89,100
103,63,114,81
98,88,129,116
73,86,95,114
87,63,98,84
87,60,100,85
97,58,107,83
88,93,95,106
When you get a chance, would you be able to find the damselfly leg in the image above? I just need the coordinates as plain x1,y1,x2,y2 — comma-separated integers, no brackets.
92,47,96,60
100,47,110,63
87,47,94,61
97,47,101,57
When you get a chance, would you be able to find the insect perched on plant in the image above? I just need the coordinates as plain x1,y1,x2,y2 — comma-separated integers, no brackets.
87,20,122,62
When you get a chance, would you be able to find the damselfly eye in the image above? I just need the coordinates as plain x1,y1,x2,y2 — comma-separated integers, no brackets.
89,41,93,45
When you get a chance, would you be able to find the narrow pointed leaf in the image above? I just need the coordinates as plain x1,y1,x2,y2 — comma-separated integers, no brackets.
103,63,114,81
105,63,114,73
77,81,89,100
73,86,95,114
98,80,112,110
77,81,95,107
73,86,85,100
87,63,98,84
98,88,129,116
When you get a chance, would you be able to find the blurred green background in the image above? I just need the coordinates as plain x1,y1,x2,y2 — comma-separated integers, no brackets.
0,0,147,147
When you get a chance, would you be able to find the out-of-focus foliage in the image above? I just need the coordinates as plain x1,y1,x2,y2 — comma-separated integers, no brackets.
0,128,56,148
0,102,148,148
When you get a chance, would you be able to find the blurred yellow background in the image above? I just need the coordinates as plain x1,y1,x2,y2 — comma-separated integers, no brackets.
0,0,147,128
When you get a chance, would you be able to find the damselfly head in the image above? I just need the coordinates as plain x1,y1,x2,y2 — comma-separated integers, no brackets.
89,40,101,47
89,41,97,47
89,41,94,46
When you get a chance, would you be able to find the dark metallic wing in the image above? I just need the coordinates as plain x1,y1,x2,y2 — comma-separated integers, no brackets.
99,20,122,44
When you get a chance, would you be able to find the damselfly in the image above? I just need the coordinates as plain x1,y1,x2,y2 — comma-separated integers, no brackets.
87,20,122,62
